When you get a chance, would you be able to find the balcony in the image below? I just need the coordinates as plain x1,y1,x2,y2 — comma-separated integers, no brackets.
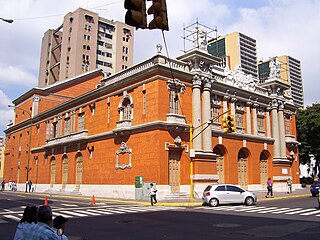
113,119,132,135
46,130,88,146
166,113,188,133
166,113,186,124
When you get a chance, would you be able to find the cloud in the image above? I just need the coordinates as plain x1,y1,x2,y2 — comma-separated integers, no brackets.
0,63,37,89
0,90,14,135
223,0,320,106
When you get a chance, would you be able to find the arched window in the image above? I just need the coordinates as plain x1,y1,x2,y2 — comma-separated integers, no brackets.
118,92,133,121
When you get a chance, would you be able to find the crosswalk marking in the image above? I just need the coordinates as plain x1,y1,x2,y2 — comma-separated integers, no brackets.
300,209,320,216
271,208,302,214
86,209,113,215
74,210,101,216
59,211,87,217
3,215,20,221
194,205,320,217
52,212,74,218
285,209,315,215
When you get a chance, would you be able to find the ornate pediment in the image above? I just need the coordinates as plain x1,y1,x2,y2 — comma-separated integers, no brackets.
224,65,258,92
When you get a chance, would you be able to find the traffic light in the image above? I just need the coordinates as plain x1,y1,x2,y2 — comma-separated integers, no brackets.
124,0,147,29
222,115,235,133
147,0,169,31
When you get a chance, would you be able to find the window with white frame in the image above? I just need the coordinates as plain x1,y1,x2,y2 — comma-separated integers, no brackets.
65,117,70,135
211,95,221,123
285,115,291,135
167,79,185,115
169,89,179,114
118,92,133,122
235,102,245,130
257,117,264,132
78,113,85,131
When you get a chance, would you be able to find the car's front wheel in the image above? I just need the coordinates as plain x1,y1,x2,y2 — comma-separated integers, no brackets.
245,197,254,206
209,198,219,207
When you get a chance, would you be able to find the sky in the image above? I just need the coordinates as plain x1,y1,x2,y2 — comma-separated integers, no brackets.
0,0,319,136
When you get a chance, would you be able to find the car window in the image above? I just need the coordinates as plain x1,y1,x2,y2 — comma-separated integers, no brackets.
215,186,226,191
226,185,243,192
204,185,212,191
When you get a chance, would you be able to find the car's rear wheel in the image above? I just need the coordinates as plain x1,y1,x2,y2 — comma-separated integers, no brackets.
209,198,219,207
245,197,254,206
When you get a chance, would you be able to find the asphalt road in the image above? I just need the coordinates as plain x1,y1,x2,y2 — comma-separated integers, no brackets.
1,191,320,240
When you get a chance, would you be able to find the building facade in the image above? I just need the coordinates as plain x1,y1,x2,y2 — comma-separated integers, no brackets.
38,8,134,88
207,32,258,78
258,55,304,109
0,136,4,182
4,46,300,199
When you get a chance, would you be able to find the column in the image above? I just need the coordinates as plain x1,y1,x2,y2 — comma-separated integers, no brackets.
266,107,271,137
252,103,258,135
278,101,286,159
192,74,202,151
246,102,252,134
230,97,236,116
202,77,212,152
271,99,280,159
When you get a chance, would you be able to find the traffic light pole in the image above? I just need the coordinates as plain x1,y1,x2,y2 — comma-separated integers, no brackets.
189,109,231,201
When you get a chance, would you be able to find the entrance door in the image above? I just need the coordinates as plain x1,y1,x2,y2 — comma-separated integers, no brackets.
50,158,56,188
75,154,83,190
216,157,224,184
260,160,268,189
169,150,181,193
238,158,248,188
62,156,68,190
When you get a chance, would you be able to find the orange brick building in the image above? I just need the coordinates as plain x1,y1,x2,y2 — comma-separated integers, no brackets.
3,49,300,199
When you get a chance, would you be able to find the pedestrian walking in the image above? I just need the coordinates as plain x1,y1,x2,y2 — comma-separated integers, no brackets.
1,180,5,191
265,177,273,198
53,216,69,240
28,180,33,192
13,205,38,240
286,178,292,194
149,183,157,206
28,205,58,240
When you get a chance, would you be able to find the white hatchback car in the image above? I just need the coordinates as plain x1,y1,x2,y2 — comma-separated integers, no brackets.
202,184,257,207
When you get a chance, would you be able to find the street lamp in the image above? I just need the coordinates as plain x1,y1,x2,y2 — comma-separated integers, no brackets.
8,104,32,192
0,18,14,23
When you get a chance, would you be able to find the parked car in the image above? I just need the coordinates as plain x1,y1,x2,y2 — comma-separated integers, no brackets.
202,184,257,207
310,181,320,197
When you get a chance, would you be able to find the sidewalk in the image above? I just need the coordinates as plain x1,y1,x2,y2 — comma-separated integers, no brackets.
3,187,311,207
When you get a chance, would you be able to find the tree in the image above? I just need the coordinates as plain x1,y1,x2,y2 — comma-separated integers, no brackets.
296,103,320,178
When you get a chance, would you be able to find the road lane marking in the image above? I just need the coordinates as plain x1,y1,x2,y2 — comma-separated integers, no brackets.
285,209,315,215
3,215,20,221
73,210,101,216
271,208,302,214
61,204,79,207
300,209,320,216
52,212,74,218
86,209,113,215
59,211,87,217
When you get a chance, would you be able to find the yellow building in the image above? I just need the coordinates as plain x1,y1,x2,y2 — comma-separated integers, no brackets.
208,32,258,78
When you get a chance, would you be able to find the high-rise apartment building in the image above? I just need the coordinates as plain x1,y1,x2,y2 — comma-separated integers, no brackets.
207,32,258,78
258,55,304,108
38,8,134,87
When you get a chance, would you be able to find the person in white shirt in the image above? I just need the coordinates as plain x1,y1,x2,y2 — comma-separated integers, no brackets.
149,183,157,206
